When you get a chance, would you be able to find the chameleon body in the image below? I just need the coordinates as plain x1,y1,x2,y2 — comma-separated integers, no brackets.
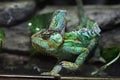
31,9,101,76
31,0,101,76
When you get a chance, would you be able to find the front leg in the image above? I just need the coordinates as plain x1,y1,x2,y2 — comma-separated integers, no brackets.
41,65,62,77
60,61,79,70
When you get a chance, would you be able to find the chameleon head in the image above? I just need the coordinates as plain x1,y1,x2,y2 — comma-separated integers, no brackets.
31,33,63,54
31,10,67,54
31,36,49,50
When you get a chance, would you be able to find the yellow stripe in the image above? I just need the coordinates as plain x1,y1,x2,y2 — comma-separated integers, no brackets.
45,40,58,48
64,40,82,44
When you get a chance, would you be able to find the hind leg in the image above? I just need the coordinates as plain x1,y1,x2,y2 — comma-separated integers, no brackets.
60,46,89,70
41,46,89,76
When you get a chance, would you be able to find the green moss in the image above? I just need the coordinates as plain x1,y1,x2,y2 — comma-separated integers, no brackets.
102,47,120,62
0,28,5,41
0,28,5,51
28,12,53,34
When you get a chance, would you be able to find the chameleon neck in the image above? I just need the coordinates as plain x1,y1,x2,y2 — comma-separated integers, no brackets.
76,0,87,27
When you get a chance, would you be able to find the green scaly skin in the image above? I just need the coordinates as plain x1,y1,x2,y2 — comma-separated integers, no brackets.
31,0,101,76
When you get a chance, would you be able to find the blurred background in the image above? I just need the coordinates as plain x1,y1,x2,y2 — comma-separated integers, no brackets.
0,0,120,5
0,0,120,78
42,0,120,5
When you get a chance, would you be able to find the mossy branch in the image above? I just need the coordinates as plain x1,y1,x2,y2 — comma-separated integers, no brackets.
92,52,120,76
76,0,87,26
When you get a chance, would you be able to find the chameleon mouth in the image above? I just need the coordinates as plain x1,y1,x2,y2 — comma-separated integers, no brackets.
32,38,48,55
32,42,53,56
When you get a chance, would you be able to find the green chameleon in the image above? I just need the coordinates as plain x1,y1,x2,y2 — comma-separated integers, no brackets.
31,0,101,76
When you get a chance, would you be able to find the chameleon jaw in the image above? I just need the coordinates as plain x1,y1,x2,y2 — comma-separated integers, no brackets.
31,37,58,57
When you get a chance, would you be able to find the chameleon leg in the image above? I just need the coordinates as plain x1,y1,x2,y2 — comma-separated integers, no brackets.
41,65,62,76
41,47,89,76
60,47,89,70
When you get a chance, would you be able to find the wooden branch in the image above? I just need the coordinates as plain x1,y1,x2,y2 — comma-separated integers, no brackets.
0,74,120,80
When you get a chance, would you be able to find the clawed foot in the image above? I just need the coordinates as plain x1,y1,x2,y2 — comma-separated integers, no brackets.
41,72,60,77
60,61,79,70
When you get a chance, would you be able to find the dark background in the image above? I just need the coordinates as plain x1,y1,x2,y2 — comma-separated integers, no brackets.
0,0,120,6
45,0,120,5
0,0,120,5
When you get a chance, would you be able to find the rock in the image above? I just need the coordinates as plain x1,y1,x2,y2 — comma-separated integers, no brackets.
2,22,31,51
99,27,120,49
0,53,29,66
87,8,120,30
0,0,36,26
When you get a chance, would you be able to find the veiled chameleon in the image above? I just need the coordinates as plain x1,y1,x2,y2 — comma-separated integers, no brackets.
31,9,101,76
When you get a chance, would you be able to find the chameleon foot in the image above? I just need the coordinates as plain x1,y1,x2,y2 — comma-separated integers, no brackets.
60,61,79,70
41,72,60,77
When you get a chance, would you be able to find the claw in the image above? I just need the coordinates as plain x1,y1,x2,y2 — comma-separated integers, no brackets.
60,61,69,68
60,61,79,70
